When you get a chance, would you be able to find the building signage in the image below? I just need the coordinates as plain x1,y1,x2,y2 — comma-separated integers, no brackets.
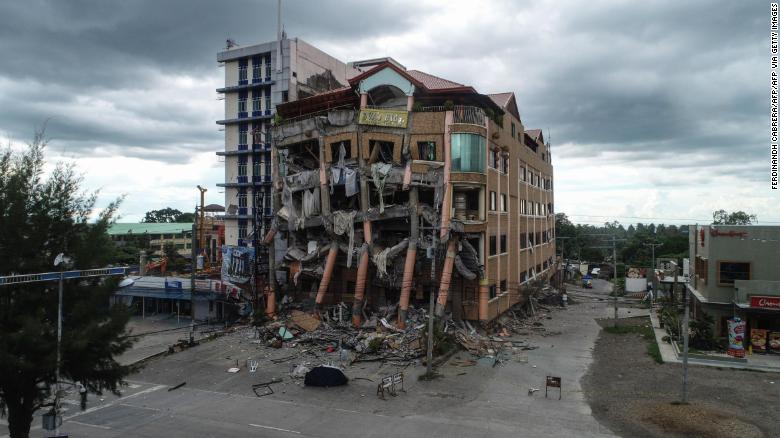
709,229,748,238
221,246,255,285
358,108,408,128
750,295,780,309
727,318,746,358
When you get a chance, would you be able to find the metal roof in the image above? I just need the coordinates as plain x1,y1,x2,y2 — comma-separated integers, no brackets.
108,223,194,236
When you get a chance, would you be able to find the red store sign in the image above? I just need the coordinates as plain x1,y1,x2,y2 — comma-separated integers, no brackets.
750,296,780,309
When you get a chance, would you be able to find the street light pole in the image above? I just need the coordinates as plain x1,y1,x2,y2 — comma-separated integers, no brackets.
55,266,63,435
680,264,690,404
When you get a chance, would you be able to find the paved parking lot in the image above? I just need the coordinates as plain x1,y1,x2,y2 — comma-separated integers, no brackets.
3,281,619,438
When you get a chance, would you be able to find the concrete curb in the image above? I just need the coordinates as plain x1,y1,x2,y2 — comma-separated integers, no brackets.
649,308,780,373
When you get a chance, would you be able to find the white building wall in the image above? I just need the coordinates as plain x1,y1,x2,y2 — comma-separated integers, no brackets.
224,93,238,120
225,125,238,151
224,61,238,87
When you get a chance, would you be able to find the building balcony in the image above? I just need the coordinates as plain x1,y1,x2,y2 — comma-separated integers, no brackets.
216,113,273,126
216,143,271,156
217,176,272,188
216,79,275,93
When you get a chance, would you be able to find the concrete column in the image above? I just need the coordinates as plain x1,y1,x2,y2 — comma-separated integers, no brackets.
360,93,368,109
406,95,414,111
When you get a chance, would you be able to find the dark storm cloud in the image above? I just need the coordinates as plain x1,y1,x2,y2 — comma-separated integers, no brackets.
0,0,422,161
513,1,765,173
0,0,767,177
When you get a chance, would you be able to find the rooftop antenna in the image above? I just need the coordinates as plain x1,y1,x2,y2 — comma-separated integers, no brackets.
276,0,283,73
226,38,239,49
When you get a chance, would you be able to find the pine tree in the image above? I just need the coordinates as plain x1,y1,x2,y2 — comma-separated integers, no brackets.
0,131,133,438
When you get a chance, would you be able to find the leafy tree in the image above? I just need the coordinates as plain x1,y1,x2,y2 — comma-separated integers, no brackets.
712,209,756,225
162,242,189,272
0,131,133,438
176,212,195,223
142,207,193,223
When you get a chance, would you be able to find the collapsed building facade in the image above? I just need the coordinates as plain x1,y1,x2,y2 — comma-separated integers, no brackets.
265,59,556,325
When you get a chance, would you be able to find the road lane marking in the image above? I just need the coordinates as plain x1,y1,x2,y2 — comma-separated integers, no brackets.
0,384,166,438
249,423,301,434
69,420,111,430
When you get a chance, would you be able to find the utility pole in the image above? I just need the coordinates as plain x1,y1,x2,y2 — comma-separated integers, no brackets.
588,234,625,327
612,237,618,326
680,263,690,404
556,236,571,290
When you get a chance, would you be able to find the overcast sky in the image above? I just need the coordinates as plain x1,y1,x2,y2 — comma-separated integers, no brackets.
0,0,773,225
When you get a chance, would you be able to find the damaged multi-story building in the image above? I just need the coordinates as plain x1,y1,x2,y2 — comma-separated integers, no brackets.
216,37,356,289
265,58,556,325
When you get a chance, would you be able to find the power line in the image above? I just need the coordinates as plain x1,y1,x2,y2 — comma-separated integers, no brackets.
565,213,780,224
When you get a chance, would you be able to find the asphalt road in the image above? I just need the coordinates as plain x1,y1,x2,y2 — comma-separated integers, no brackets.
4,280,620,438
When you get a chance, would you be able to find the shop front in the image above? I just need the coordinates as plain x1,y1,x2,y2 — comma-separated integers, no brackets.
734,281,780,357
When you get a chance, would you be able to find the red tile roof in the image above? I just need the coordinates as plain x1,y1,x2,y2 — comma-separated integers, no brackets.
487,92,513,108
526,129,543,142
406,70,465,90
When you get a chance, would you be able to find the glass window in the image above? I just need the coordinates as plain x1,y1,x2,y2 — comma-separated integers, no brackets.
501,156,508,174
500,234,507,253
500,193,507,212
252,91,261,112
451,133,486,172
252,57,261,80
489,235,497,256
718,262,750,284
265,95,271,112
490,191,496,211
238,63,247,84
511,123,516,138
265,57,271,79
417,141,436,161
500,279,507,291
238,124,248,146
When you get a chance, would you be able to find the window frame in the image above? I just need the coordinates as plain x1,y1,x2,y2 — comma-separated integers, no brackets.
500,193,507,212
489,235,497,256
490,191,497,211
717,261,750,286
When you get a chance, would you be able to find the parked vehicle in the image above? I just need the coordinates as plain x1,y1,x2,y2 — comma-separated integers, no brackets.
582,274,593,288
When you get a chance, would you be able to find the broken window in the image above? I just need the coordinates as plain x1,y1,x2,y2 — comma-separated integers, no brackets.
489,149,499,169
368,140,395,164
417,141,436,161
489,235,497,256
453,187,482,221
330,140,352,162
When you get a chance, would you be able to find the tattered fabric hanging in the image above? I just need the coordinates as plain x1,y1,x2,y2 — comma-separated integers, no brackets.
344,168,358,197
332,210,357,268
370,162,392,213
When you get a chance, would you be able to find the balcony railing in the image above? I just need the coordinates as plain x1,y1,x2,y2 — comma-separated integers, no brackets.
418,105,486,126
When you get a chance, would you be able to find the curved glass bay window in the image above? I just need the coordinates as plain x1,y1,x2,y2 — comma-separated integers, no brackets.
451,133,486,172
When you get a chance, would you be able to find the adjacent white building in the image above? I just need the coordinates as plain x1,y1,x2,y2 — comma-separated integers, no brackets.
216,38,356,277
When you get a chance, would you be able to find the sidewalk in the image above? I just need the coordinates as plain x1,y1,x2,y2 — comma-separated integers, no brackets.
118,315,219,366
649,308,780,373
